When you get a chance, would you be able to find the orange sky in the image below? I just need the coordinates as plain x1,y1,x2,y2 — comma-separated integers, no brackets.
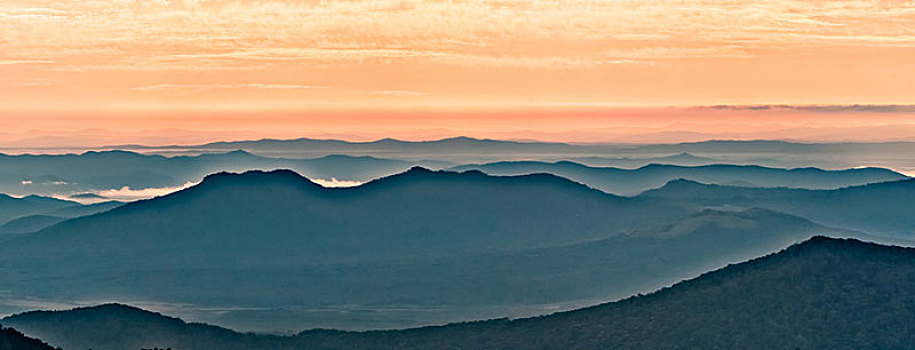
1,0,914,145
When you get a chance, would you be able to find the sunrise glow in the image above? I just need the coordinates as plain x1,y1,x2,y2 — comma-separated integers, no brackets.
1,0,914,144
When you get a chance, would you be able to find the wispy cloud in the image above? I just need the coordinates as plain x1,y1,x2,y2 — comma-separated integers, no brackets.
701,105,915,113
5,0,913,73
96,182,197,201
310,178,364,188
0,60,55,65
4,7,67,16
133,84,328,91
13,79,53,88
1,0,914,109
370,90,427,97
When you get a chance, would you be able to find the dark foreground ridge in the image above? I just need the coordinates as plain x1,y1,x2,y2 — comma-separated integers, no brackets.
6,236,915,350
0,326,58,350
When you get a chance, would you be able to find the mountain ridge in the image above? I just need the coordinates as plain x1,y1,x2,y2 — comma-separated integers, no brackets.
451,160,907,195
6,237,915,350
643,177,915,237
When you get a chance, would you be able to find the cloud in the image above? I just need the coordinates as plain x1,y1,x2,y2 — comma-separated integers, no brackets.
5,0,913,74
370,90,427,97
701,105,915,113
154,48,644,69
133,84,328,91
0,60,55,65
0,7,68,19
95,182,197,201
603,47,753,60
2,0,914,108
5,8,67,16
310,178,365,188
14,79,54,88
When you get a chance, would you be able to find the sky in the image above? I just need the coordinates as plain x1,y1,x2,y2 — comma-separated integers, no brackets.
1,0,914,145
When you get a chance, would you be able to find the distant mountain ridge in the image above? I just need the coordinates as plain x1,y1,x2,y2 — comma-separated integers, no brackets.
0,194,74,225
566,152,718,168
6,237,915,350
107,136,915,153
0,215,65,235
9,136,912,178
7,137,914,198
101,136,915,163
644,178,915,237
109,136,586,152
451,160,908,195
0,194,119,229
0,150,449,197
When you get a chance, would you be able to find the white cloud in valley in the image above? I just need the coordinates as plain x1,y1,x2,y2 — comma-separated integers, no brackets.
93,182,198,202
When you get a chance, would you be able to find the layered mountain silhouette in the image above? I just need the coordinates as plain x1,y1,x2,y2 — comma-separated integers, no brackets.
0,150,452,199
116,136,590,156
0,194,120,230
644,178,915,237
566,152,718,168
0,194,73,225
107,137,915,170
0,150,450,197
68,193,107,200
0,168,875,331
6,237,915,350
636,139,915,154
0,168,679,264
115,137,915,159
0,215,65,236
7,139,910,198
451,161,908,195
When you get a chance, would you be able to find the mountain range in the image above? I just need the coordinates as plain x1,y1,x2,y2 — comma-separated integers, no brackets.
0,194,120,233
112,137,915,157
5,237,914,350
108,136,592,158
99,137,915,170
5,142,910,203
564,152,718,168
0,167,902,331
644,178,915,238
0,150,451,197
451,161,907,195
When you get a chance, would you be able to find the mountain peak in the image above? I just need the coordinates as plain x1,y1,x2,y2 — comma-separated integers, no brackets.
661,178,707,187
201,169,304,181
79,150,145,157
316,154,379,161
78,303,146,313
69,193,107,199
21,195,75,205
788,235,905,255
7,303,155,321
404,165,434,174
366,166,595,192
439,136,481,142
362,167,486,185
223,149,255,156
195,169,321,191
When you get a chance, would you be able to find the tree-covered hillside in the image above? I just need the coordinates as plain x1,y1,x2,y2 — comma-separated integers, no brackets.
7,237,915,350
0,326,57,350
